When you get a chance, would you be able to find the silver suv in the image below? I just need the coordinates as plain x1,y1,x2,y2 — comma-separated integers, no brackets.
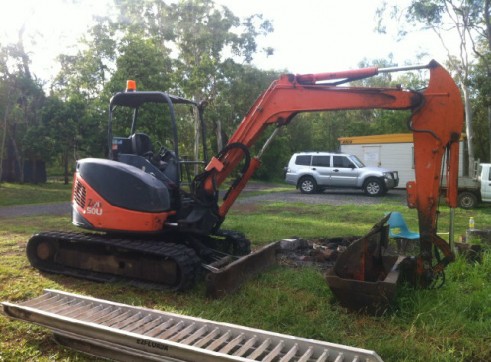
284,152,399,196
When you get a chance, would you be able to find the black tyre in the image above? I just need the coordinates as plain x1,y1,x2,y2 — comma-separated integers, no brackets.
299,176,317,194
363,178,386,196
458,191,478,209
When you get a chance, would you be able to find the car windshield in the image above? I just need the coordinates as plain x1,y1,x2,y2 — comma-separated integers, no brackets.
348,155,365,168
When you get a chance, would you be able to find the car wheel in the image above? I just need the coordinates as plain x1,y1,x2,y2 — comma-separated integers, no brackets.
458,191,478,209
299,176,317,194
363,178,386,196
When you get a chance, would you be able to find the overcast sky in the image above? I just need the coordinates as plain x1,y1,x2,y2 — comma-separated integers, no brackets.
216,0,447,73
0,0,453,82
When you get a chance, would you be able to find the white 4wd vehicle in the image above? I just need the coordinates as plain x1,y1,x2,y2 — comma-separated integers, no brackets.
284,152,399,196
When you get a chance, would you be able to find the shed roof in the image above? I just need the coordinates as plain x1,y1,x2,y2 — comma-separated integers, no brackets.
338,133,413,145
339,133,465,145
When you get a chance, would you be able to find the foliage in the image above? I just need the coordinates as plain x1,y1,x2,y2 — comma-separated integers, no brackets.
472,43,491,161
164,0,274,154
376,0,491,171
0,40,46,183
39,0,276,177
2,0,491,183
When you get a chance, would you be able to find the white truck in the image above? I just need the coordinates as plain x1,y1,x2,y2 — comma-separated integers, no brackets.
447,163,491,209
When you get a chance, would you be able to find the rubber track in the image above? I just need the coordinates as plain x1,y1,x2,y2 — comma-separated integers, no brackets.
26,231,201,291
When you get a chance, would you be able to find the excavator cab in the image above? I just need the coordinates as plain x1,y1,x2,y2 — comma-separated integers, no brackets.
71,84,209,233
108,86,207,189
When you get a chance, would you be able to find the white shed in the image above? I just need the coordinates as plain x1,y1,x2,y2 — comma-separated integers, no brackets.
338,133,465,188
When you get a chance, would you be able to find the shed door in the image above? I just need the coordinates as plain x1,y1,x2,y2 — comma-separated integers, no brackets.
362,146,381,167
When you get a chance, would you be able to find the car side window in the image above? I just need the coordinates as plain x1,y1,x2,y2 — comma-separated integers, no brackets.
295,156,312,166
295,155,311,166
312,155,331,167
333,156,354,168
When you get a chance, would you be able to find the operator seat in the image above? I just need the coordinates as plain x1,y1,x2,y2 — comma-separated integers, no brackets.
160,150,179,185
130,133,153,157
128,133,179,187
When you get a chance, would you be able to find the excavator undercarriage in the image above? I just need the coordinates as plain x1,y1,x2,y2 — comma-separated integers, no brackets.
27,230,278,297
27,232,202,290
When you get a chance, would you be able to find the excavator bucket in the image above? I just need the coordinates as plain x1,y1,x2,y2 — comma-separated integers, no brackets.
325,215,404,315
205,241,280,298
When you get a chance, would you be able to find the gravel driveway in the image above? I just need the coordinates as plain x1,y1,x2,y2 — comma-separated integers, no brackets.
0,202,71,219
0,185,407,219
236,186,407,206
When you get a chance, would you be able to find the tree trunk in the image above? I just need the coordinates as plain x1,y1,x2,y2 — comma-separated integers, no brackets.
8,132,24,182
63,150,69,185
463,86,475,175
193,107,201,175
488,105,491,163
0,101,9,182
485,1,491,164
216,118,223,153
32,159,37,184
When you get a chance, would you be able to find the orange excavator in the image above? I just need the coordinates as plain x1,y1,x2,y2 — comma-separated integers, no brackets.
26,60,463,308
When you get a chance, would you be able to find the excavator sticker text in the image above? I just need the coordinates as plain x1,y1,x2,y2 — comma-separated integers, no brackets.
86,200,103,216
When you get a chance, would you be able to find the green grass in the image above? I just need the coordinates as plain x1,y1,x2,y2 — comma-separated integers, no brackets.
0,182,72,206
1,183,491,361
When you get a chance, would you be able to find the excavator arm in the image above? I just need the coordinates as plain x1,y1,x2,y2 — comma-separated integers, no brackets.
407,62,463,284
198,60,463,288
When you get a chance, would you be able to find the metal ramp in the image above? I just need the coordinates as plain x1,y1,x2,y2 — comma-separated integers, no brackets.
2,289,383,362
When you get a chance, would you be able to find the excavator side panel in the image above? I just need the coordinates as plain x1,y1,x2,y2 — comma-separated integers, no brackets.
72,159,174,233
72,175,172,233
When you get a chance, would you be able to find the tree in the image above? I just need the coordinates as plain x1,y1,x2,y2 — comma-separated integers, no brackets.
210,64,281,179
51,0,274,165
377,0,489,173
164,0,273,156
39,97,87,184
473,1,491,161
0,46,11,182
50,16,121,164
0,36,45,183
473,46,491,160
